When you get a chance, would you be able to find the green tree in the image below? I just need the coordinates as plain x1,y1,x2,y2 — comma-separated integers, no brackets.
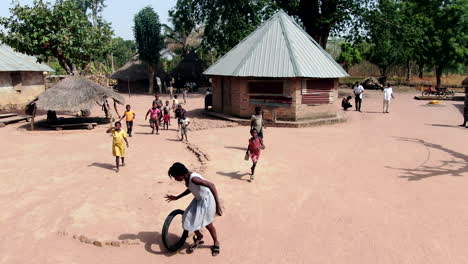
413,0,467,87
336,42,362,72
0,0,113,75
133,6,164,94
274,0,368,48
111,38,136,69
190,0,274,55
74,0,106,26
359,0,404,81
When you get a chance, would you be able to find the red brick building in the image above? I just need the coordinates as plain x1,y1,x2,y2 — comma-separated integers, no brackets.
203,10,348,122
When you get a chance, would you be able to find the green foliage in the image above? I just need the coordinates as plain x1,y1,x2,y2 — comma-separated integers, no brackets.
190,0,275,55
111,37,136,69
336,42,362,72
413,0,468,86
274,0,368,48
73,0,106,25
133,6,164,66
0,0,113,75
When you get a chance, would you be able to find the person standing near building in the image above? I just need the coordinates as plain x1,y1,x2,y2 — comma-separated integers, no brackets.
383,84,395,113
353,81,364,112
250,107,265,139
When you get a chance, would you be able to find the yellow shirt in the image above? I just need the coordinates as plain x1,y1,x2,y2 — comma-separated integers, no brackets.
112,129,127,146
124,110,135,121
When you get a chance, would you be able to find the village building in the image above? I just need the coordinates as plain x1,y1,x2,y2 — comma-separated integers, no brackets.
203,10,348,122
0,45,53,110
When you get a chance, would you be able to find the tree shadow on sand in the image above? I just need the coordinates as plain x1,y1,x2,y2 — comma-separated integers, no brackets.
386,137,468,181
216,171,250,181
118,231,190,256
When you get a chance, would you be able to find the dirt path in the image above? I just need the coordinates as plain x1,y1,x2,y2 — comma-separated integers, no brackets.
1,91,467,263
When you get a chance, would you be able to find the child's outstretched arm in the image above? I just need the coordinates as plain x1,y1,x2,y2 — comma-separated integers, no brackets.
191,177,223,216
124,137,129,148
106,127,114,133
165,189,191,202
145,110,150,120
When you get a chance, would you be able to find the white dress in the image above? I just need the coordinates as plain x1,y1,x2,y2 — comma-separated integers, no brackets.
183,173,216,232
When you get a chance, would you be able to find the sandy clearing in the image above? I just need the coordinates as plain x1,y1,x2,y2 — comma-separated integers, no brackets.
1,90,467,263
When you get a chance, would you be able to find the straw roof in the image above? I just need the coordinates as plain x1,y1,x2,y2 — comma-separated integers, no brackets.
110,55,149,81
36,76,125,112
173,50,207,83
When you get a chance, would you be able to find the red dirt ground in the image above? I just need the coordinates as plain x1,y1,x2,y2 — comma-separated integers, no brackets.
1,90,467,263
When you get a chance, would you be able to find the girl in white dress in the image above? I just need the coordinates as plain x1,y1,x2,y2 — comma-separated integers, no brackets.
165,162,222,256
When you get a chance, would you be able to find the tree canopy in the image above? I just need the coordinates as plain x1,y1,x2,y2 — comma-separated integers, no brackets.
133,6,164,93
0,0,113,75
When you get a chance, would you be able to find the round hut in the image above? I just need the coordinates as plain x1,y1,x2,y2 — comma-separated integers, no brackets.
203,10,348,122
33,76,125,129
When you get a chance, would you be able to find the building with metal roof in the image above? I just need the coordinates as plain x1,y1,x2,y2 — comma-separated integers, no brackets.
0,44,53,110
203,10,348,122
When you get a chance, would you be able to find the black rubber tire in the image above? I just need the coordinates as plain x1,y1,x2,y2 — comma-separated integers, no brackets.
162,209,188,252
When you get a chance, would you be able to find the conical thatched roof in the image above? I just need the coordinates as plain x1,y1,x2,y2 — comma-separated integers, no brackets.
110,55,149,81
110,55,167,82
173,50,207,83
36,76,125,112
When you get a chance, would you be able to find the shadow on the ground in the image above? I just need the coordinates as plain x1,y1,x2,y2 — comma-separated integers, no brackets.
453,103,465,115
425,124,463,128
88,162,115,171
386,137,468,181
362,111,383,114
224,146,246,151
216,171,250,181
118,231,189,256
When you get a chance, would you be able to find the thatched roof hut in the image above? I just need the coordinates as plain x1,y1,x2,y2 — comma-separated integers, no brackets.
36,76,124,112
462,77,468,86
172,50,207,86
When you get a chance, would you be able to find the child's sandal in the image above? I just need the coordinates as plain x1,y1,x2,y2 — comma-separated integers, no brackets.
211,245,220,256
187,235,204,253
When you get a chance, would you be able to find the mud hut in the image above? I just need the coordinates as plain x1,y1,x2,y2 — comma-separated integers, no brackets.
0,45,53,110
110,55,166,94
203,10,348,122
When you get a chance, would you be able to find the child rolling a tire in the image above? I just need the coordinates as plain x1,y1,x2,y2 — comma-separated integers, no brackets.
165,162,222,256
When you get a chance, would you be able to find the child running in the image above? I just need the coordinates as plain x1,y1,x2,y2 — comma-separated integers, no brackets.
163,100,171,127
180,116,190,141
165,162,222,256
246,128,265,182
174,104,187,132
106,121,129,173
172,95,179,112
119,104,135,137
145,102,161,135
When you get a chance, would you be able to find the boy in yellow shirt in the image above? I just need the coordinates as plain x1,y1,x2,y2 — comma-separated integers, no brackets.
106,121,129,173
119,104,135,137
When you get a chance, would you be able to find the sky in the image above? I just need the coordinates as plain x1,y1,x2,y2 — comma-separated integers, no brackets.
0,0,177,40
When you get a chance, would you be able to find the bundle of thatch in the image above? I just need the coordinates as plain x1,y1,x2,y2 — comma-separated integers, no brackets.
36,76,125,112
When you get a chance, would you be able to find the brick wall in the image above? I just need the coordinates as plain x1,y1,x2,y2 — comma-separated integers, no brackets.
211,76,340,121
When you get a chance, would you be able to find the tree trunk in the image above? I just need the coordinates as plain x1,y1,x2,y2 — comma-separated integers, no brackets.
148,64,155,94
418,63,424,78
406,59,412,81
435,67,443,88
299,0,331,49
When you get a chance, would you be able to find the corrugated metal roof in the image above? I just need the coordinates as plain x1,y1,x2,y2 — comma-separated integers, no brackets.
203,10,348,78
0,44,53,72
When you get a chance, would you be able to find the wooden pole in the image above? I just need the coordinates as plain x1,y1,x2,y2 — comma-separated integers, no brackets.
30,105,37,131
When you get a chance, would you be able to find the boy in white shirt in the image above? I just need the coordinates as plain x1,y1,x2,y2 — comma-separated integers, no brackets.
353,81,365,112
383,83,395,113
180,116,190,142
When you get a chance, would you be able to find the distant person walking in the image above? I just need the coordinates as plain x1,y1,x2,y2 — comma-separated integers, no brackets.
353,81,364,112
460,79,468,127
341,96,353,111
250,107,265,139
383,84,395,113
183,88,188,104
106,121,129,173
180,116,190,141
172,95,180,111
119,104,135,137
167,77,174,99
